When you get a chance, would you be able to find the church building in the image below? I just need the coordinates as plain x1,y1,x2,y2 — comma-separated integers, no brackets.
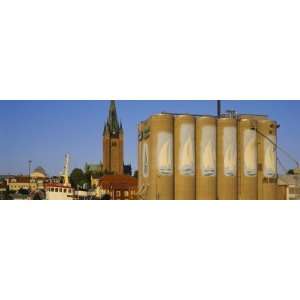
102,100,124,174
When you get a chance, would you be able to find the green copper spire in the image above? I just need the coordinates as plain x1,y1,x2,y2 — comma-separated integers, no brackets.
107,100,120,135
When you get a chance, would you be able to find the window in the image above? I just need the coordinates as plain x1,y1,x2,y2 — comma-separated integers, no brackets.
59,188,62,192
68,189,71,193
55,188,58,192
64,189,66,193
51,188,54,192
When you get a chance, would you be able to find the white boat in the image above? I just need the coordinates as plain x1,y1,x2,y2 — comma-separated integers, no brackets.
224,144,236,176
180,135,194,175
158,139,172,175
244,134,257,176
264,142,276,177
45,153,74,200
45,183,74,200
202,140,216,176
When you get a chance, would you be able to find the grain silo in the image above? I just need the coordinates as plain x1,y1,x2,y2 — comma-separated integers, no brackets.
196,116,217,199
257,119,278,199
148,114,174,200
174,115,195,199
237,117,258,199
217,115,238,199
137,105,280,200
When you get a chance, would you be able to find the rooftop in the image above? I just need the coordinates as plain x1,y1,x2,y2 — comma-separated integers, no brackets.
98,175,137,190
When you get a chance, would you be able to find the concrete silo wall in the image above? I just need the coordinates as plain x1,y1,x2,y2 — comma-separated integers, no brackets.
196,117,217,199
149,114,174,200
217,118,238,200
257,119,278,200
174,115,195,200
238,118,258,199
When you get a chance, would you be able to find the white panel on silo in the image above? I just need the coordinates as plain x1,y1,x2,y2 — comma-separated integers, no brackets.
179,123,195,176
264,135,276,178
157,132,173,176
201,125,216,177
244,129,257,177
223,126,237,176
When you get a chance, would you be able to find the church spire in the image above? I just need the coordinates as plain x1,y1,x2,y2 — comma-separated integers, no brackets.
107,100,120,135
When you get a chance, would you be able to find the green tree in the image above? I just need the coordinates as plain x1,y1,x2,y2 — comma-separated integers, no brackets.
70,168,87,189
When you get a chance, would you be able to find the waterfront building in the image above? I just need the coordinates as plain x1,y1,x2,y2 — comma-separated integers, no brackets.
94,175,137,200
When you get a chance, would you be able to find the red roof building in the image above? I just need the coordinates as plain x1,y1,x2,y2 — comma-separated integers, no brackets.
96,175,137,200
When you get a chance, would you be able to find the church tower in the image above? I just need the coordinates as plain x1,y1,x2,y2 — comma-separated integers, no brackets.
102,100,124,174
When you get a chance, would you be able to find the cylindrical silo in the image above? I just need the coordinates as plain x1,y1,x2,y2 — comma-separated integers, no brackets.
217,117,238,200
196,116,217,199
257,119,277,199
237,118,258,199
174,115,195,200
148,114,174,200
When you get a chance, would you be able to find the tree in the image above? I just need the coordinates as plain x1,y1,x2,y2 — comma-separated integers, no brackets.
133,170,138,178
287,169,295,175
70,168,87,189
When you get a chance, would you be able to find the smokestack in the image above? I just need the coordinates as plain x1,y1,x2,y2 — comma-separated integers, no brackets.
217,100,221,117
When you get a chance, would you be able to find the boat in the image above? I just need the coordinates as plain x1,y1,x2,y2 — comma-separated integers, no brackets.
45,153,74,200
158,138,172,175
224,144,236,176
244,133,257,176
202,140,216,176
180,135,194,175
264,141,276,177
45,183,74,200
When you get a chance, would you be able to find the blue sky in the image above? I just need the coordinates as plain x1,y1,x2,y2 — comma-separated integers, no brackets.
0,100,299,176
